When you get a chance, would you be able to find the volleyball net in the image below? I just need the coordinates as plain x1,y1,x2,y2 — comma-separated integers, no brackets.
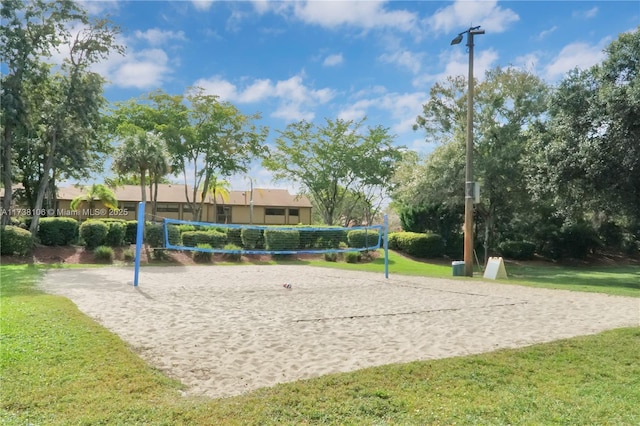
133,201,389,286
162,217,385,255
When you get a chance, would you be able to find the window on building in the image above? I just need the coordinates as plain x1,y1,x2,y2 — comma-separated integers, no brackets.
217,206,231,223
289,208,299,216
266,208,285,216
156,203,180,213
120,202,137,214
182,203,193,212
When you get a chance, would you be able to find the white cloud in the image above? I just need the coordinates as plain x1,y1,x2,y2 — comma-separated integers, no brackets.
134,28,187,46
191,1,215,11
79,1,120,16
41,24,173,90
194,74,335,122
513,52,541,74
255,0,418,33
545,42,605,80
110,49,171,89
428,0,519,34
379,50,423,74
339,90,427,135
323,53,344,67
536,26,557,41
573,7,599,19
413,48,499,86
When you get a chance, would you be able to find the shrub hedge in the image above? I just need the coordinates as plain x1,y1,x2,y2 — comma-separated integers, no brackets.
144,223,180,248
344,251,361,263
93,245,114,263
0,225,33,256
124,220,138,244
80,220,109,249
241,228,262,249
394,232,444,258
222,243,242,262
182,231,226,249
192,244,213,263
103,220,126,247
37,217,79,246
498,240,536,260
226,227,242,246
264,229,300,251
347,229,380,249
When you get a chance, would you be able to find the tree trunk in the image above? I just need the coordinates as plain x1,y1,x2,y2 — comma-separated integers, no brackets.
1,127,13,226
29,132,57,236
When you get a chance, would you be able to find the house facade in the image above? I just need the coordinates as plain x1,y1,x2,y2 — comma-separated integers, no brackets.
51,184,313,225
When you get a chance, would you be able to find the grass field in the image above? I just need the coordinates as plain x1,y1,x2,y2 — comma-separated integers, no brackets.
1,258,639,425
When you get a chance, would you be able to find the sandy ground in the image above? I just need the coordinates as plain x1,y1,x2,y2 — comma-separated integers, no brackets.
40,265,639,399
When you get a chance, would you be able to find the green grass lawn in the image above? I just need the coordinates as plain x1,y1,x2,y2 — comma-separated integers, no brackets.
277,250,639,297
1,262,639,425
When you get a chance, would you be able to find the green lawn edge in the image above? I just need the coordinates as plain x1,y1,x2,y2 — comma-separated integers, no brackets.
1,264,639,425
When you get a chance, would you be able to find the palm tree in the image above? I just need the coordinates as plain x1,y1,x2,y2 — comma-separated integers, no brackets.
199,175,231,222
70,184,118,220
113,131,170,219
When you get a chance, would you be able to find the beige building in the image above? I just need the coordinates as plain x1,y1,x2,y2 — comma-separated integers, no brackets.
30,184,312,225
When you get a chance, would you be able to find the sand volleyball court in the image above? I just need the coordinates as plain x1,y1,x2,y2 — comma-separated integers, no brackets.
40,265,639,399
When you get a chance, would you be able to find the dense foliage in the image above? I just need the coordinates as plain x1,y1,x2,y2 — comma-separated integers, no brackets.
396,29,640,261
0,225,33,256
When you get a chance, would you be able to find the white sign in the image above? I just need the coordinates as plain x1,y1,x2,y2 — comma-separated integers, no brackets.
484,257,508,280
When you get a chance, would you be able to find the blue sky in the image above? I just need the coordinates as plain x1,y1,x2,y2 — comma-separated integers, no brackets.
78,0,639,192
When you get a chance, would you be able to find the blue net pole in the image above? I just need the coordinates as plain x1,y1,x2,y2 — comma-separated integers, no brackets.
384,214,389,279
133,201,145,287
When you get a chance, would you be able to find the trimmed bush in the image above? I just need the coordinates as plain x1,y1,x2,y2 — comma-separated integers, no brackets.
144,223,163,248
498,240,536,260
264,229,300,251
344,251,361,263
103,220,126,247
241,228,262,249
324,252,338,262
182,231,226,249
192,243,213,263
395,232,445,258
79,220,109,249
151,248,170,261
125,220,138,244
0,225,34,256
226,227,242,247
206,230,227,248
145,223,181,248
347,229,380,249
37,217,79,246
177,224,197,234
94,245,114,263
222,243,242,262
387,232,400,250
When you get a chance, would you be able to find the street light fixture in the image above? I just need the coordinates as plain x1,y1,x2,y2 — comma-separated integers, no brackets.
451,25,484,277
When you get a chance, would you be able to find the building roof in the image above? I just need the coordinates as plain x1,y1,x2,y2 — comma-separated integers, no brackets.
54,184,312,208
219,188,312,208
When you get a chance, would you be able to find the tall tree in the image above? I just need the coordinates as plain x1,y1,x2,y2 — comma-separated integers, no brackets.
112,131,164,205
410,67,549,252
1,0,80,225
0,0,121,233
169,88,268,221
109,89,268,222
264,117,403,225
526,28,640,222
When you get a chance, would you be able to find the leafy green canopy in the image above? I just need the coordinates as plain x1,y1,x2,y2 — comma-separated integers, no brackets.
264,117,404,225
